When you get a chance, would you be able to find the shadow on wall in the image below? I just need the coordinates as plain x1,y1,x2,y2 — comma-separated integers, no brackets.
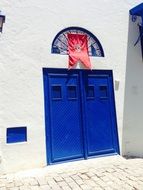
122,15,143,158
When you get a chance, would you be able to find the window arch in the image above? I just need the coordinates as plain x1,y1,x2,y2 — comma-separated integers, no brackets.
51,27,104,57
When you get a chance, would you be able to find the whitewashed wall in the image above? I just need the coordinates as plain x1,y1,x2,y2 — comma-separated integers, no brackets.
0,0,142,174
123,14,143,158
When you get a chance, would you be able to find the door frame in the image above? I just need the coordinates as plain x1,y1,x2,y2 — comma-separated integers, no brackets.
43,68,120,165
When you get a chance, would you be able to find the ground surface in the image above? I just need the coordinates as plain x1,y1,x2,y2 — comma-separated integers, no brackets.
0,155,143,190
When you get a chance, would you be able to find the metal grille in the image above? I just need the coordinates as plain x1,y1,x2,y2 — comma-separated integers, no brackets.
51,27,104,57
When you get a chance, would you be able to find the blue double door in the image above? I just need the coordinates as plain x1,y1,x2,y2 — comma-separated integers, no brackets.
43,69,119,164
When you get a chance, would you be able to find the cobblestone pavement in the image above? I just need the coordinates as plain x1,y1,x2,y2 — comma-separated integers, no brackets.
0,155,143,190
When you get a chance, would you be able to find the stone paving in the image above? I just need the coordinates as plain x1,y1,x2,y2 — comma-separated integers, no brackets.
0,155,143,190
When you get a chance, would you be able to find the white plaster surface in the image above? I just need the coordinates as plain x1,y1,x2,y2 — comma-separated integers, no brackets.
0,0,142,174
123,15,143,158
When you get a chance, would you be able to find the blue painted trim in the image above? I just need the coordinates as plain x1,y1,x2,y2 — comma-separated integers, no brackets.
109,71,120,155
43,71,52,164
51,26,104,57
130,3,143,16
47,152,119,166
87,152,119,160
79,70,88,159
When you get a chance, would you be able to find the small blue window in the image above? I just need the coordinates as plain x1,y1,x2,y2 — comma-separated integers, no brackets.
86,85,95,99
100,86,108,98
67,85,77,99
7,127,27,144
52,85,62,100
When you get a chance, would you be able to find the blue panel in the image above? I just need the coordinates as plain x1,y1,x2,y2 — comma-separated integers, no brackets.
7,127,27,143
82,71,119,157
44,70,84,163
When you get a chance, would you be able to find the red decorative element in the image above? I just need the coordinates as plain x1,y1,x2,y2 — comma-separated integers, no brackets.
67,33,91,69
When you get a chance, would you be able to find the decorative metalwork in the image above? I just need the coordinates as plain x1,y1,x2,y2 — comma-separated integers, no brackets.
131,15,137,22
51,27,104,57
130,3,143,58
0,11,5,32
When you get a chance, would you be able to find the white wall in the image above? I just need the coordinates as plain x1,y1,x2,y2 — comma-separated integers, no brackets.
0,0,142,174
123,14,143,158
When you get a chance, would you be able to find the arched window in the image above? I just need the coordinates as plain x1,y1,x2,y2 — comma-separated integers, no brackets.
51,27,104,57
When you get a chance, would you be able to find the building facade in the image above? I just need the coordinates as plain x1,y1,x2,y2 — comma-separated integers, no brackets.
0,0,143,174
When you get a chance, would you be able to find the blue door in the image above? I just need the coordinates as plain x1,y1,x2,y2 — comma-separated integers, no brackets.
82,71,119,157
43,69,84,163
43,69,119,164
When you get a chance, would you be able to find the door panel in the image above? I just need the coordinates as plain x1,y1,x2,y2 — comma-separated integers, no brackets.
48,73,84,163
83,73,116,156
